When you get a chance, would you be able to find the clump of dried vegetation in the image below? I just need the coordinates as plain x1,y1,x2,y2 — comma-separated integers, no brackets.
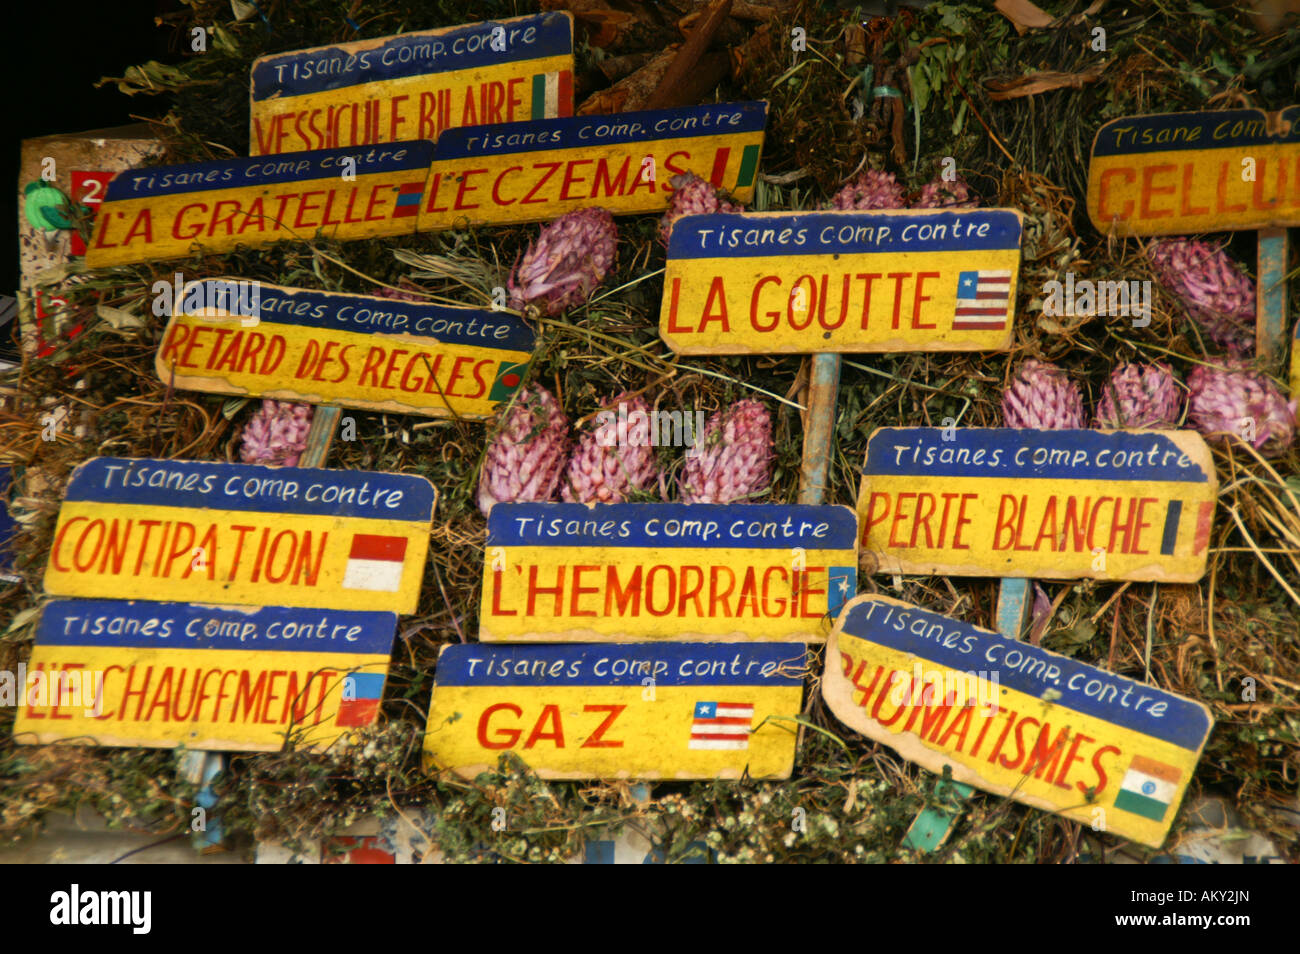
1,0,1297,862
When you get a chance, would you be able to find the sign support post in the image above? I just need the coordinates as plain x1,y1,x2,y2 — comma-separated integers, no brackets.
797,352,981,852
903,576,1028,851
797,354,842,506
901,579,1024,852
1257,228,1289,371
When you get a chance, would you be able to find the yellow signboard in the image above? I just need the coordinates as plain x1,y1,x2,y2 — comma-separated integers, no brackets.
1293,321,1300,421
1087,106,1300,235
81,101,766,267
12,599,395,752
858,427,1216,582
659,209,1022,354
83,143,432,268
424,642,805,779
250,12,574,155
416,101,767,231
44,458,436,614
823,595,1214,848
481,503,857,642
156,280,533,419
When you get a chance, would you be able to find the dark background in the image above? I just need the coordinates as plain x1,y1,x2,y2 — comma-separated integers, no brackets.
4,1,181,300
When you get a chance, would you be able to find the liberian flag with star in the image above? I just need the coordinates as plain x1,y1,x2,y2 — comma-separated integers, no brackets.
953,270,1011,330
688,701,753,750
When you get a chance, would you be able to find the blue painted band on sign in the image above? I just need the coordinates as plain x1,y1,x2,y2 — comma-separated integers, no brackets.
1092,108,1300,157
38,599,397,654
65,458,436,523
251,12,573,101
842,599,1210,751
104,142,434,202
487,502,858,549
0,466,17,576
436,642,806,687
863,428,1209,483
665,209,1022,259
433,101,768,160
1160,500,1183,556
183,281,535,352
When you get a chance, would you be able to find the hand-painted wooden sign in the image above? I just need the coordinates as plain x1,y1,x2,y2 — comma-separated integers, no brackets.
44,458,436,613
423,641,805,779
481,502,857,643
659,209,1022,354
1291,320,1300,416
19,126,165,287
417,101,767,230
0,466,18,582
11,598,395,751
250,12,574,156
858,428,1216,582
156,279,533,419
822,594,1213,848
1087,106,1300,235
83,142,432,268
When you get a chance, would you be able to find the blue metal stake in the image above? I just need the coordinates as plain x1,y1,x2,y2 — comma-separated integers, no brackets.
1257,228,1289,371
903,577,1029,852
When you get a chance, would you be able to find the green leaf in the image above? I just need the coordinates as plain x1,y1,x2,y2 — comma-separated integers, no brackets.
5,605,42,636
98,61,195,97
913,67,930,113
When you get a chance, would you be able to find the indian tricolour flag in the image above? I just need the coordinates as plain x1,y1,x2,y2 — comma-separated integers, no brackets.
1113,755,1182,821
530,70,573,119
342,534,408,592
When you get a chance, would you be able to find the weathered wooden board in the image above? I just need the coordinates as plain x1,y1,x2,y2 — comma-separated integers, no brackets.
155,279,533,419
83,143,431,268
1087,106,1300,235
416,101,767,230
858,427,1217,582
44,458,436,613
424,641,806,779
1292,319,1300,418
11,598,395,751
481,502,857,643
822,594,1214,848
659,209,1022,354
250,12,574,155
18,125,166,355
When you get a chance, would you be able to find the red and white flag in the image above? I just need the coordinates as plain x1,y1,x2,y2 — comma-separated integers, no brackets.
342,534,408,592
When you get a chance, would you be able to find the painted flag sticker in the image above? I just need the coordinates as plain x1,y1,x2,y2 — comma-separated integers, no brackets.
953,270,1011,330
392,182,423,217
1114,756,1182,821
337,672,387,727
343,534,409,592
530,70,573,119
689,701,753,750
